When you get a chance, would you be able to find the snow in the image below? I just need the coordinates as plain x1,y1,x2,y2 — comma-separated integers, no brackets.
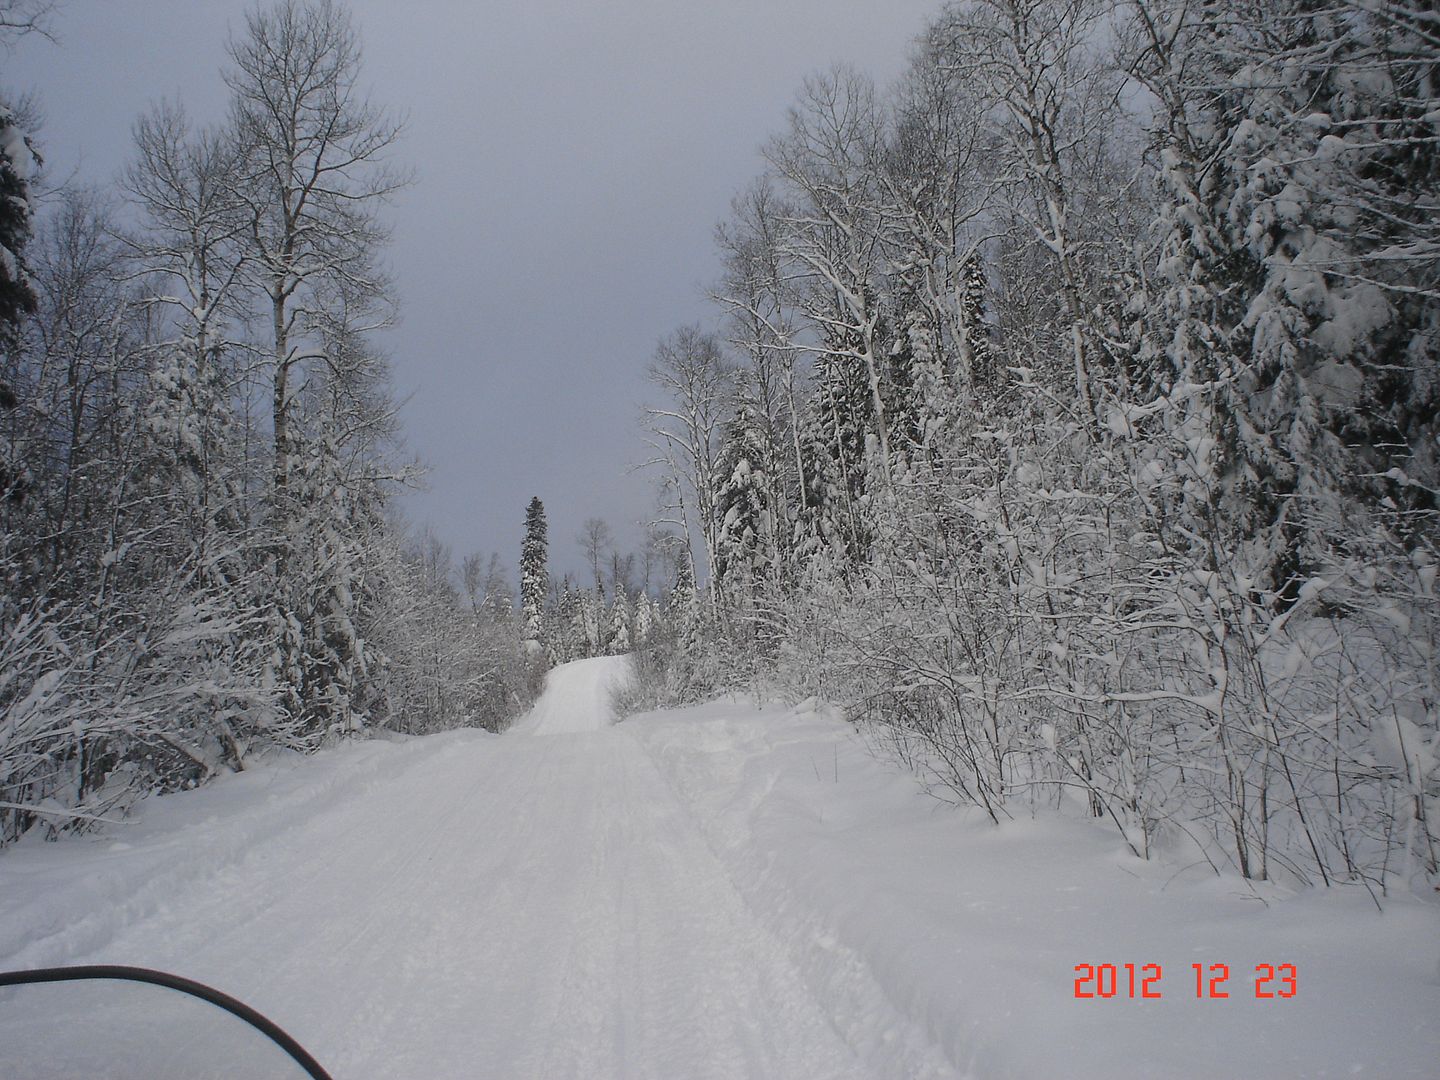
508,654,632,735
1,659,1436,1078
1,119,32,183
634,701,1440,1079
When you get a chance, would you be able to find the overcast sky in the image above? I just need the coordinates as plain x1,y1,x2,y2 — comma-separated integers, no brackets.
6,0,941,581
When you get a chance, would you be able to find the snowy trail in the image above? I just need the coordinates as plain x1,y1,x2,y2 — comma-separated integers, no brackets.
5,661,1433,1078
0,659,888,1080
508,655,629,735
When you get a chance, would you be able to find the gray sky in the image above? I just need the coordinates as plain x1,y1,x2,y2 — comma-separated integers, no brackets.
6,0,940,582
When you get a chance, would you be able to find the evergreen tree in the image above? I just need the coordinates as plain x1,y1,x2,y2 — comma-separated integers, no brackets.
1131,0,1440,603
796,333,879,566
554,577,585,663
0,104,36,342
607,590,632,655
714,396,782,592
281,426,377,736
958,255,995,396
881,294,928,457
633,591,655,644
0,102,38,502
580,588,603,656
519,496,548,644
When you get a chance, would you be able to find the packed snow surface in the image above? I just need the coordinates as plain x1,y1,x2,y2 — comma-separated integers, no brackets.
1,657,1436,1078
508,655,629,735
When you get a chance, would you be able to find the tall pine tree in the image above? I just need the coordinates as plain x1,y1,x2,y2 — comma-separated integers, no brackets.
0,101,38,502
519,496,548,645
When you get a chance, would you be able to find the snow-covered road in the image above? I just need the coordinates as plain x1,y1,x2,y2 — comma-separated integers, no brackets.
2,657,1436,1079
0,658,894,1079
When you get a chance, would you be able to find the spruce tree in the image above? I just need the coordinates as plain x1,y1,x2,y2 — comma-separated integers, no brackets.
633,591,655,644
959,256,995,395
607,590,632,655
714,399,777,591
519,496,548,644
796,337,878,567
881,296,927,458
0,105,36,342
1130,0,1440,603
0,103,38,502
580,589,603,657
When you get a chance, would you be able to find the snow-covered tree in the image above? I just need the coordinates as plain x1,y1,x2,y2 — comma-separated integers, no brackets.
640,327,735,608
930,0,1134,420
520,496,548,644
632,591,656,644
714,179,809,525
370,530,535,735
0,88,39,504
0,104,37,346
796,338,879,567
622,0,1437,891
216,0,408,740
714,395,783,593
579,588,603,657
223,0,404,506
606,590,632,655
764,67,898,480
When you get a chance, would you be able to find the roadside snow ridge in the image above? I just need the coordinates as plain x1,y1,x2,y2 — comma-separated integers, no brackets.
511,655,632,735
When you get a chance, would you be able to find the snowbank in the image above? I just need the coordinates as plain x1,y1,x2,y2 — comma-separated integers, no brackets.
0,731,490,971
1,681,1433,1078
631,700,1439,1079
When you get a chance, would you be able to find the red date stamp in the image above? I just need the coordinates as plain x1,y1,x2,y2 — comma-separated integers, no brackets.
1072,962,1297,1000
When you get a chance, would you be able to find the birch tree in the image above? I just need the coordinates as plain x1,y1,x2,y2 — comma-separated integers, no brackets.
930,0,1134,419
764,67,898,481
223,0,403,506
640,326,734,608
222,0,404,734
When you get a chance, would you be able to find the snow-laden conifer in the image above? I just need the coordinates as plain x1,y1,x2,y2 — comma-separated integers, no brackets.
520,496,549,644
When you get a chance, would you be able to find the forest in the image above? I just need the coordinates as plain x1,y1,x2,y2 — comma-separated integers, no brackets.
0,0,548,844
627,0,1439,894
2,0,1437,900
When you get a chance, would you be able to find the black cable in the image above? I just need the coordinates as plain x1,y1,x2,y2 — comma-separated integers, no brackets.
0,965,334,1080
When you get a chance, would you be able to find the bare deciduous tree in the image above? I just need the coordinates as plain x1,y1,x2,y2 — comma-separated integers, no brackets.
640,326,735,608
763,67,897,481
0,0,55,43
931,0,1129,419
577,516,612,598
223,0,405,503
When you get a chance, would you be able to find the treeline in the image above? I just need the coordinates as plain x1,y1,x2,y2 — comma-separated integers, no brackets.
516,499,702,699
0,0,535,844
637,0,1438,893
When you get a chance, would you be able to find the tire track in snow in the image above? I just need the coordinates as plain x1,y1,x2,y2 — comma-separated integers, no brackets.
0,731,492,971
1,659,883,1078
627,713,968,1080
